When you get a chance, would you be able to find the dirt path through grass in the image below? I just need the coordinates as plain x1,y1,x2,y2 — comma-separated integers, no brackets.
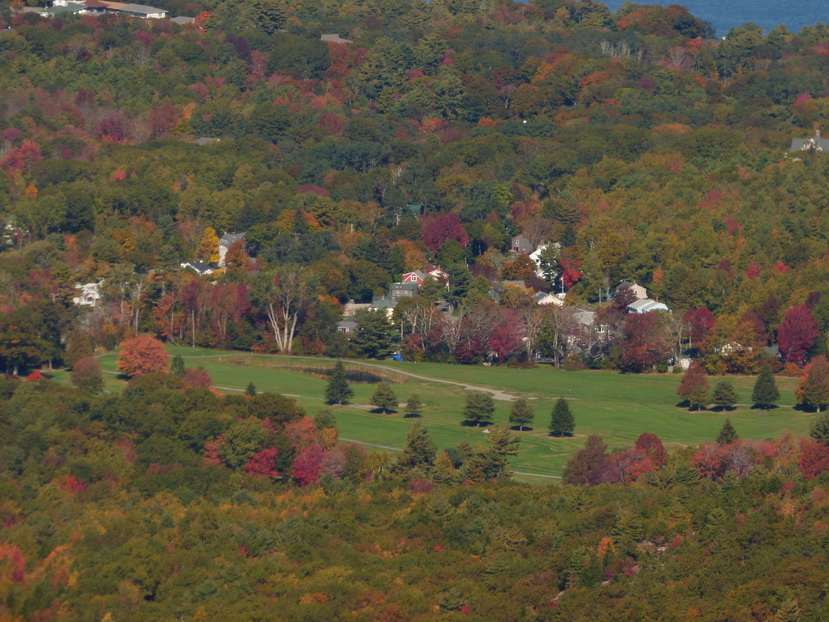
177,353,519,401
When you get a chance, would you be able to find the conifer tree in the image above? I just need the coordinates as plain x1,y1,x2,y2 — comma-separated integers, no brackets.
404,393,423,417
431,451,458,485
245,381,257,396
370,382,398,414
550,397,575,436
396,423,437,471
509,398,535,431
716,419,738,445
751,364,780,410
325,360,353,405
463,391,495,427
809,413,829,445
170,355,185,377
712,380,738,410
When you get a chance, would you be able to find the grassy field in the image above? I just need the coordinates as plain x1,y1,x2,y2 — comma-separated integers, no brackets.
54,346,812,481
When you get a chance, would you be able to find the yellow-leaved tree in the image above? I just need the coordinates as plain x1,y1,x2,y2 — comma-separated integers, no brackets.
196,226,219,263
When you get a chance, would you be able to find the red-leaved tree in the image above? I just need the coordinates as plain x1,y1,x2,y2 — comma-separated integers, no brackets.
799,438,829,479
293,444,324,486
421,212,469,254
243,448,279,478
183,366,212,389
116,334,169,377
777,304,820,366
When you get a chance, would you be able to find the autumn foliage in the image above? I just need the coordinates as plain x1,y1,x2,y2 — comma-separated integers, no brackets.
116,334,169,377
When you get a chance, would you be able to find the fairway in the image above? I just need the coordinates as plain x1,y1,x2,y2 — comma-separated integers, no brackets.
77,346,812,479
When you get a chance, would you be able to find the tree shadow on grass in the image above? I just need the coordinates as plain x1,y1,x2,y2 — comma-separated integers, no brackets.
510,425,534,432
749,404,779,411
461,420,492,427
403,413,422,419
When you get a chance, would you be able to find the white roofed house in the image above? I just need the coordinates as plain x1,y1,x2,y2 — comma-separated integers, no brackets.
627,298,670,314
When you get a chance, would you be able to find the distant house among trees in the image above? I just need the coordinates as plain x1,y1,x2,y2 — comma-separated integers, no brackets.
790,129,829,153
218,232,246,268
79,0,167,18
627,299,670,314
180,261,214,276
615,280,648,301
72,283,102,307
401,270,426,285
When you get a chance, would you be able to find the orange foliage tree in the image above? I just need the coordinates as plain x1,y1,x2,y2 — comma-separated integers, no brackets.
116,334,169,377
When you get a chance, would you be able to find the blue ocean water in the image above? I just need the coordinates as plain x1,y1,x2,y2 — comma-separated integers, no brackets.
601,0,828,37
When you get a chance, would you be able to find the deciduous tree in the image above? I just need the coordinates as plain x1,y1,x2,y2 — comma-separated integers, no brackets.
796,355,829,412
70,356,103,393
677,361,709,410
116,334,169,377
777,304,820,366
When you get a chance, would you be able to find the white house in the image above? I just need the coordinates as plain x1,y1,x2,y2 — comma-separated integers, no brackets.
72,283,102,307
181,261,214,276
534,291,564,307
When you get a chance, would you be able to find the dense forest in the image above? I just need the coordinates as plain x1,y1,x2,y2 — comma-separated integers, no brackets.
4,374,829,620
2,0,829,375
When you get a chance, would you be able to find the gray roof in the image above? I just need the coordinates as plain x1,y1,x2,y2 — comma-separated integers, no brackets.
511,235,533,254
196,137,221,146
119,3,166,14
790,133,829,152
181,261,213,273
169,15,194,24
220,232,245,247
627,299,669,313
321,34,353,44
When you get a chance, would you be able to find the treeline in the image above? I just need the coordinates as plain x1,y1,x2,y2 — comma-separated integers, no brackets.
2,1,829,372
4,377,829,619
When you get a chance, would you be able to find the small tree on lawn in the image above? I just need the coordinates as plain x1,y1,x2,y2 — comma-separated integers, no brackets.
678,361,709,411
751,364,780,410
370,382,398,414
796,355,829,412
404,393,424,417
116,334,169,377
463,391,495,427
712,380,738,410
245,381,257,396
509,398,534,431
716,419,738,445
325,360,353,405
550,397,575,437
70,356,103,393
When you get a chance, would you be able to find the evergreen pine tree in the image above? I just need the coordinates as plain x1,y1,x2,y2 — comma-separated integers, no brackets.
431,451,458,485
751,364,780,410
463,391,495,427
550,397,575,436
325,360,353,405
245,381,257,396
712,380,738,410
404,393,424,417
370,382,398,414
509,398,535,431
170,355,186,377
716,419,738,445
396,423,437,471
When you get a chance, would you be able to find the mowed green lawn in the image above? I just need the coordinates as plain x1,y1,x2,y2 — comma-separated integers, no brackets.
72,346,811,480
